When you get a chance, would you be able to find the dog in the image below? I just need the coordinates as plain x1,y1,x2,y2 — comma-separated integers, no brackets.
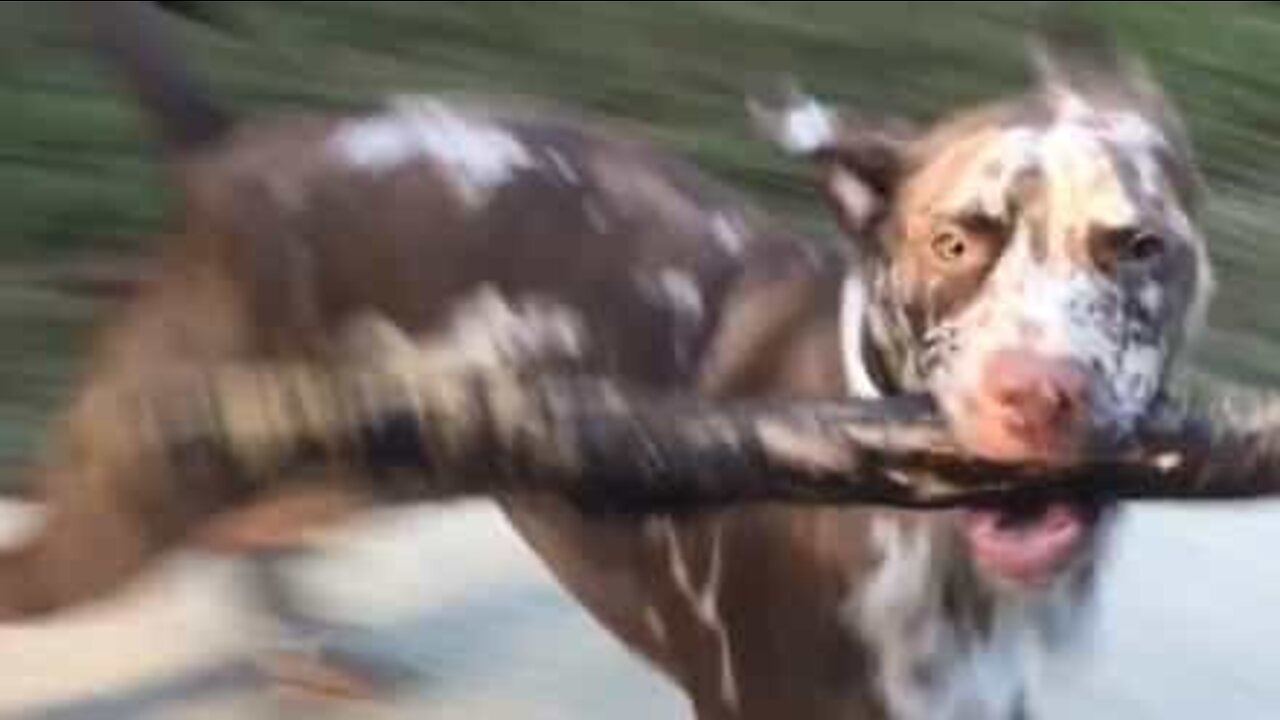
1,4,1213,718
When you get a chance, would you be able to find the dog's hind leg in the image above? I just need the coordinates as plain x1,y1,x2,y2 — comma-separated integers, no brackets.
0,262,415,700
0,263,262,618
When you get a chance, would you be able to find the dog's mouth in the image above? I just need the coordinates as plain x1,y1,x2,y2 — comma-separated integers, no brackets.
961,498,1104,589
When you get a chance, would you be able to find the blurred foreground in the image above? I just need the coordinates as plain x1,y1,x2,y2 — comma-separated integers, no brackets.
0,501,686,719
6,500,1280,719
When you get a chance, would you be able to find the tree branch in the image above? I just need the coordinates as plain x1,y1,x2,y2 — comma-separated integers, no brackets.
129,319,1280,513
14,273,1274,509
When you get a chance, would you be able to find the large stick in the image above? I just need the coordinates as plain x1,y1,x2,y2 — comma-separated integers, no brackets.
132,316,1280,512
148,363,969,510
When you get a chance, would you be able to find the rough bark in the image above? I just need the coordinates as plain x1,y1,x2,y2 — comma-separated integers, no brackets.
132,336,1280,513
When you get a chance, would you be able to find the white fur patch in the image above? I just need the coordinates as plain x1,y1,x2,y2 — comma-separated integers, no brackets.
777,97,837,155
332,97,533,206
544,147,581,186
849,519,1088,720
981,129,1040,218
1054,92,1168,155
710,211,748,256
640,268,706,327
1039,119,1142,235
661,521,741,714
441,286,588,371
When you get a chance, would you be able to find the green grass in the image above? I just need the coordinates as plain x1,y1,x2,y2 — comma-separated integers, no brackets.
2,1,1280,478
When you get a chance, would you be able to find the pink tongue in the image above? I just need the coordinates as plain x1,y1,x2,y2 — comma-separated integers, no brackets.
962,504,1085,587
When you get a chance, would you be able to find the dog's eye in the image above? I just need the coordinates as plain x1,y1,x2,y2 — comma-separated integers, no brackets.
1124,232,1166,263
931,228,969,263
1097,228,1167,271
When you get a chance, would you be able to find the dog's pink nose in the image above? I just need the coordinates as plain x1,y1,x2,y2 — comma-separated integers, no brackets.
987,351,1089,429
968,350,1092,461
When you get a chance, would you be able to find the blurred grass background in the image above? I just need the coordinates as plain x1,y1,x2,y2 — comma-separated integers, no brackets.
1,1,1278,478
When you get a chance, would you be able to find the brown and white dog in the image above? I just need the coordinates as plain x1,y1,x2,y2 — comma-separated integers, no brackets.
2,4,1213,718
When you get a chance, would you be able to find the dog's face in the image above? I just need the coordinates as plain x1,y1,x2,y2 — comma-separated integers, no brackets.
881,93,1209,465
755,36,1212,591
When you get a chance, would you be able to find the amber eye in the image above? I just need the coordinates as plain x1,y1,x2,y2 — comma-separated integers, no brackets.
931,228,969,264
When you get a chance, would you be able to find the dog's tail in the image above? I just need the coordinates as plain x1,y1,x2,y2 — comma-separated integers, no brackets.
79,1,232,156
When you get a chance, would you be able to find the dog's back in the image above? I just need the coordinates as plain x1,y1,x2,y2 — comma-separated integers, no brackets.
2,0,833,618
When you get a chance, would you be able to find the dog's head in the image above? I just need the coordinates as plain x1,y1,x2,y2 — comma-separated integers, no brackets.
755,27,1212,591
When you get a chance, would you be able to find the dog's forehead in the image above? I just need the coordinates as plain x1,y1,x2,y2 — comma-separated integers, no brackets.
904,95,1191,247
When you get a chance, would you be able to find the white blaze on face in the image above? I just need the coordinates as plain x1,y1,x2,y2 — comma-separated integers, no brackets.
984,130,1038,217
1040,117,1141,241
331,97,533,207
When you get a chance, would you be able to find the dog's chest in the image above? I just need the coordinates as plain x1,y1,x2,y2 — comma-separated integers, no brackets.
844,518,1046,720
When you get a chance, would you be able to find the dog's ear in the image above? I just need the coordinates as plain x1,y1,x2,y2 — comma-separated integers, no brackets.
749,79,916,241
1028,10,1203,210
1029,10,1160,109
